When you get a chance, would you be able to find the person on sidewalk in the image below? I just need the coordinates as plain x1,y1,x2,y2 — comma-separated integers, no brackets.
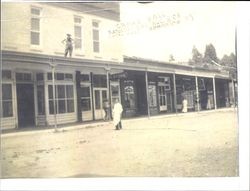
113,99,123,130
103,99,111,121
182,96,188,113
62,34,74,57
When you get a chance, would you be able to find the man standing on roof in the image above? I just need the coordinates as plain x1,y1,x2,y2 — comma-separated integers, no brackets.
62,34,73,57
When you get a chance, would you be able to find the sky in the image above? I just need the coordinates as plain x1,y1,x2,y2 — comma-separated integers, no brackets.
119,1,236,62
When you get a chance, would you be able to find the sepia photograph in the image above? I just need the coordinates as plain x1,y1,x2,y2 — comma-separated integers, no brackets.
0,1,249,190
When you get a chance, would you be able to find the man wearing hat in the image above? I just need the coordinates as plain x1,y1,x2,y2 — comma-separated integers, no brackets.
62,34,73,57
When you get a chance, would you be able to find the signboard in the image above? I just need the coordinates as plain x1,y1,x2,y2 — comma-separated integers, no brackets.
111,72,128,80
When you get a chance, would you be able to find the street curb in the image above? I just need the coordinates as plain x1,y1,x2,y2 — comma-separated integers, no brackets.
1,107,237,138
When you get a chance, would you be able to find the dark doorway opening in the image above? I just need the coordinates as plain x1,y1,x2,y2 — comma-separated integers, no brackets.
17,84,35,127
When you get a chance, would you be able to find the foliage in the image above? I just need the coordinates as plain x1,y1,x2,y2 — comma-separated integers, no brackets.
203,44,218,63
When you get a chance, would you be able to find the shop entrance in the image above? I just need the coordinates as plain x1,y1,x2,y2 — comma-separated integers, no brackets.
16,84,35,127
93,88,107,120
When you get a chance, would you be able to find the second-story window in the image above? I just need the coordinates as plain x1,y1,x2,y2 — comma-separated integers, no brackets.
92,21,100,53
74,16,82,49
31,7,41,45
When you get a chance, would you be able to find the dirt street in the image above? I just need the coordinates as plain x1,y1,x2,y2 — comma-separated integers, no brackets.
1,109,238,178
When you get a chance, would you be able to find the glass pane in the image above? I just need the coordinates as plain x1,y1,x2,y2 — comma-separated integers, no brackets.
36,73,44,81
47,73,52,80
48,85,53,99
56,73,64,80
102,90,107,100
37,85,45,115
66,85,74,98
74,26,82,37
57,85,65,99
111,84,119,97
80,86,90,97
31,32,40,45
93,41,99,52
148,85,157,107
31,18,40,31
74,17,81,23
93,30,99,40
67,99,74,113
81,98,91,111
93,75,107,88
31,8,40,15
2,84,12,100
65,74,73,80
95,90,100,109
49,100,57,114
58,100,66,113
80,74,90,82
2,70,11,79
75,39,82,49
92,21,99,27
3,101,13,117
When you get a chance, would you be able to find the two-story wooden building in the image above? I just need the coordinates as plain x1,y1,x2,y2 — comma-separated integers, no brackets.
1,2,237,130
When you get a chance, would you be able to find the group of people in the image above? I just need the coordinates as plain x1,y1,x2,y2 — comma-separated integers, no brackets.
103,99,123,130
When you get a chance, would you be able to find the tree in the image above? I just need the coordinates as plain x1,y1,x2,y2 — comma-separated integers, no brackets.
220,53,236,68
191,46,203,64
203,44,218,63
220,53,237,79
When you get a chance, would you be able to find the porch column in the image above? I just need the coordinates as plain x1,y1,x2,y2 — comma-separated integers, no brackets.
231,79,235,107
105,67,111,119
50,60,58,131
195,76,200,111
145,70,150,118
75,71,82,122
213,76,217,109
173,73,177,113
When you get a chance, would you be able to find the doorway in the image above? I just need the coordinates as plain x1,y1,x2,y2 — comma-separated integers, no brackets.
159,85,167,111
93,88,107,120
16,84,35,127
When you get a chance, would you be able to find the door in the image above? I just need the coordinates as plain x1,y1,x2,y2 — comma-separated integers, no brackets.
16,84,35,127
93,88,107,120
159,85,167,111
80,85,93,121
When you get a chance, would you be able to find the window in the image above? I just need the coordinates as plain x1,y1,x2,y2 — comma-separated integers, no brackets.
16,73,32,82
47,72,73,81
31,7,41,45
74,16,82,49
80,74,90,82
124,80,136,109
92,21,100,52
93,75,107,88
80,86,91,111
48,85,74,114
1,84,13,117
158,77,171,90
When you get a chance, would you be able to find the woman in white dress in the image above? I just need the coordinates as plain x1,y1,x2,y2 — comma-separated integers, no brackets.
113,99,123,130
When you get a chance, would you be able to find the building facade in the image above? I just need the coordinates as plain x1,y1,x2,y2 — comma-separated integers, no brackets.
1,2,237,130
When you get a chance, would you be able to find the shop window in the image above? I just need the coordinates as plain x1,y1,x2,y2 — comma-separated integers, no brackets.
2,70,12,80
48,85,74,114
80,86,91,111
1,84,13,117
198,78,206,91
37,85,45,115
124,80,135,109
148,83,157,107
